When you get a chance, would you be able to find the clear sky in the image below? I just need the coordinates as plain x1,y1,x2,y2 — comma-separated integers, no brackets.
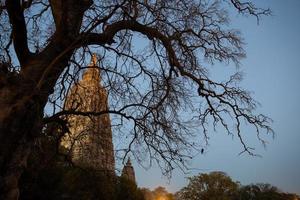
133,0,300,195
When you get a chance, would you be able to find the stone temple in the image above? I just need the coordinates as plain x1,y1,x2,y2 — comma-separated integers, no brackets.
61,54,115,172
61,54,135,182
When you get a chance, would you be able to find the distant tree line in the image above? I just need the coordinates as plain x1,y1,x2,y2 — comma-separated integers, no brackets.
175,171,300,200
137,172,299,200
18,135,299,200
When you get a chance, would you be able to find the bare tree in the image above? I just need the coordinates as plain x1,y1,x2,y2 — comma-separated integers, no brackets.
0,0,273,199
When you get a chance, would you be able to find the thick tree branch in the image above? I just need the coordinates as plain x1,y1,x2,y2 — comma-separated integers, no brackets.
5,0,32,65
80,20,179,69
49,0,92,35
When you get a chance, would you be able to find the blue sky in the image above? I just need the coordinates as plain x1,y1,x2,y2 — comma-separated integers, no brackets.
133,0,300,194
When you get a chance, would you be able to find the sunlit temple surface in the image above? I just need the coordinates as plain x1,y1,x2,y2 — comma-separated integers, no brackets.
61,54,135,179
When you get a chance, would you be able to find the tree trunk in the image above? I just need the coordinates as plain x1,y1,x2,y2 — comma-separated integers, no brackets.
0,75,47,200
0,142,32,200
0,2,88,197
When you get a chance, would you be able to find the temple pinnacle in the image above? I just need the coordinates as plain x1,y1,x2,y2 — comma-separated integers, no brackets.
90,53,98,66
82,53,101,82
126,157,132,166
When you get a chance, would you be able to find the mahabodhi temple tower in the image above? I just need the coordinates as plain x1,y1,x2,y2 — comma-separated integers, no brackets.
61,54,115,172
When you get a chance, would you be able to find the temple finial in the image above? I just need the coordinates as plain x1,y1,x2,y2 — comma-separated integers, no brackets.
82,53,100,81
90,53,98,66
122,156,136,183
126,157,132,166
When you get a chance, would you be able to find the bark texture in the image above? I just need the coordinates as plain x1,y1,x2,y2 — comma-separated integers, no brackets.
0,68,45,199
0,1,91,198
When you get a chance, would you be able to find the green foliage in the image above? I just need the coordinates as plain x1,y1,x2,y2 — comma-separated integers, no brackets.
237,183,299,200
19,136,144,200
20,165,116,200
115,177,145,200
176,171,239,200
20,164,147,200
176,172,300,200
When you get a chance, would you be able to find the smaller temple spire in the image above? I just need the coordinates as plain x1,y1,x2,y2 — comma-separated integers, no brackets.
121,157,136,184
126,157,132,166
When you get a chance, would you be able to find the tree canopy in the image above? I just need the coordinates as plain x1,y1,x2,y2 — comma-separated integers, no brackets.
176,171,239,200
175,172,300,200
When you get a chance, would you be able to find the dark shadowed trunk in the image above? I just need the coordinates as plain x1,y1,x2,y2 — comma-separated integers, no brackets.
0,92,43,199
0,1,91,198
0,69,48,199
0,54,72,199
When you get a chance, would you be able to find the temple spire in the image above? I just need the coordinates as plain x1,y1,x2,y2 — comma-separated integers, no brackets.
82,53,101,82
62,52,115,172
90,53,98,66
126,157,132,166
121,157,136,184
